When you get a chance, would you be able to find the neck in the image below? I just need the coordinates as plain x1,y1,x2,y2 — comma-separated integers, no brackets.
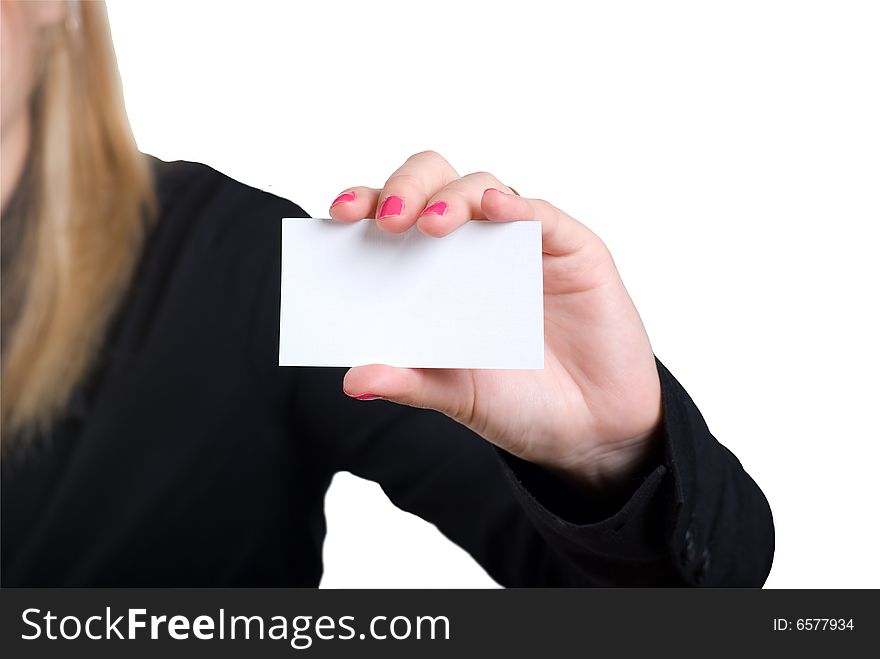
1,113,31,215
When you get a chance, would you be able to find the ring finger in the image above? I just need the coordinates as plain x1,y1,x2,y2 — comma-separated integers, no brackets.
416,171,514,237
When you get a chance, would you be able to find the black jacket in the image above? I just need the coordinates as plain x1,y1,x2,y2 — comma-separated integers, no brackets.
1,156,774,586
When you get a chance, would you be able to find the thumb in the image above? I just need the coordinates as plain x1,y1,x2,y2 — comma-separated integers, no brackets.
342,364,475,421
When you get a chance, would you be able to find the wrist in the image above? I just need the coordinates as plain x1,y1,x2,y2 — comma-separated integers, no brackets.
550,424,664,494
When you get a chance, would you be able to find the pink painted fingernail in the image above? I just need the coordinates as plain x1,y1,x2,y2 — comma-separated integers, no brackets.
421,201,448,217
353,393,382,401
343,388,383,401
378,195,404,219
330,191,356,208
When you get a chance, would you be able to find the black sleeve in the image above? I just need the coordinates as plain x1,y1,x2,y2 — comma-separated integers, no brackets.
287,358,773,587
493,359,775,586
216,172,774,587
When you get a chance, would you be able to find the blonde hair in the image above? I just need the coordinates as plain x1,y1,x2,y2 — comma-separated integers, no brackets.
1,1,155,444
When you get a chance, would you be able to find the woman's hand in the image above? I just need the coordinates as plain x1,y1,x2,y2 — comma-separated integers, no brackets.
330,151,662,490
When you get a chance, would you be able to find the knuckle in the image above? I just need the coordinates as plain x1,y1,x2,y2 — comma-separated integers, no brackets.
534,198,562,216
386,172,424,193
464,171,500,186
592,234,612,259
410,149,447,165
437,183,477,206
446,172,499,195
533,198,559,221
442,187,471,205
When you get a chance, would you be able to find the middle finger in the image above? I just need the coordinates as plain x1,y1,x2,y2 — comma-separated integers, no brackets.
374,150,460,233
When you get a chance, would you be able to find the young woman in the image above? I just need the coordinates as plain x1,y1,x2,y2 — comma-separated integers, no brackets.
0,1,773,586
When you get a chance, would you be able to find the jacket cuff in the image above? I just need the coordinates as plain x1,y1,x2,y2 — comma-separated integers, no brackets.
494,448,670,565
494,358,723,581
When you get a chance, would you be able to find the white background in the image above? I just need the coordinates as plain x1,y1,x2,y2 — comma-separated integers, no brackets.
106,0,880,588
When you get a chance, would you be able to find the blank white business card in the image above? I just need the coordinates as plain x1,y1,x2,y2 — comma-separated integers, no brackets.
279,218,544,369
